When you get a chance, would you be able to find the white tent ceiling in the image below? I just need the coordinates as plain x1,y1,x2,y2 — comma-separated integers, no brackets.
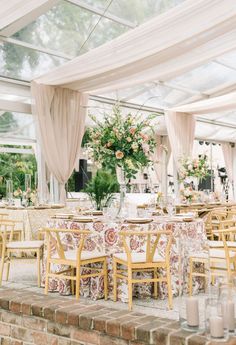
0,0,236,144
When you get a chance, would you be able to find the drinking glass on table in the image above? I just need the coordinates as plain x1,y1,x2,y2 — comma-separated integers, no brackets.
166,203,175,217
158,197,166,216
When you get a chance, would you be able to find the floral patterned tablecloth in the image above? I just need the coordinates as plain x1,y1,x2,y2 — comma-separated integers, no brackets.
42,217,206,302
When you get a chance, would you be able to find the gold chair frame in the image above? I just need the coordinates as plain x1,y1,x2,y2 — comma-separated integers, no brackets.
44,228,108,300
113,229,173,311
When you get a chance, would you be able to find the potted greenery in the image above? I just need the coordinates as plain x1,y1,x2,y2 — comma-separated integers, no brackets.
83,170,119,210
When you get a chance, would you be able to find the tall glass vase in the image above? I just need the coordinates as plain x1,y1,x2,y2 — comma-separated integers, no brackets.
25,174,31,191
116,166,127,220
6,179,13,205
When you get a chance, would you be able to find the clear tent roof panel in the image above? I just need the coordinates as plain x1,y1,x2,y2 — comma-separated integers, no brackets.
170,61,236,94
81,0,186,25
0,42,67,81
12,0,128,58
0,112,35,140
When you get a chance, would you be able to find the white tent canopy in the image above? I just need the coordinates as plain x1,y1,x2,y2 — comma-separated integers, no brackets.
0,0,236,146
35,0,236,95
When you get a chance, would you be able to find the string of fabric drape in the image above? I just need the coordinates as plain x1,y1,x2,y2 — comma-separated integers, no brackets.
165,111,196,171
31,82,88,203
35,0,236,94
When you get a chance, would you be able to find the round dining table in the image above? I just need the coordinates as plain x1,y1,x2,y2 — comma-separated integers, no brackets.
42,215,206,303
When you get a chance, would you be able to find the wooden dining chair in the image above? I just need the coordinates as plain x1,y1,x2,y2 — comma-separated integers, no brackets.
0,220,44,287
113,229,173,310
44,227,108,300
189,228,236,295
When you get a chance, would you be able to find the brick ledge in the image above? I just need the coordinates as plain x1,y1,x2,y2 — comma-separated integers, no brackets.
0,288,234,345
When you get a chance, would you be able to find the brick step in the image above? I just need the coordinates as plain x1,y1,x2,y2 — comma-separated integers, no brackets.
0,288,234,345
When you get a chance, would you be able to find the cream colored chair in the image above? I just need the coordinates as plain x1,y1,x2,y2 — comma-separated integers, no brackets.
0,220,44,287
44,228,108,300
113,229,173,310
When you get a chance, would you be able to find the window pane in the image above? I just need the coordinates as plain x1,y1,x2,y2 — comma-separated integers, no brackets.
0,42,66,81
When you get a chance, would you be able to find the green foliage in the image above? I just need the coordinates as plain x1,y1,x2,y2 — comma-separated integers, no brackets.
83,170,119,210
0,148,37,198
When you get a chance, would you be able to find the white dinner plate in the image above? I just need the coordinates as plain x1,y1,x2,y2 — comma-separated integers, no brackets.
126,217,153,224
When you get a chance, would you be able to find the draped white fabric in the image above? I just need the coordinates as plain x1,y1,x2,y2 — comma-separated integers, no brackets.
169,91,236,115
152,135,171,182
165,111,196,169
0,0,57,33
35,0,236,94
222,143,234,184
31,82,88,203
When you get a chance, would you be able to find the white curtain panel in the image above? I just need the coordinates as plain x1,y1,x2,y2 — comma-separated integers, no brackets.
31,82,88,203
151,135,171,182
35,0,236,94
165,111,196,169
222,143,234,183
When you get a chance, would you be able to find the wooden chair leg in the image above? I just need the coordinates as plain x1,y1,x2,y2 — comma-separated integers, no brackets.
37,249,41,287
0,241,6,286
189,258,193,296
113,259,117,302
71,268,75,295
75,267,80,300
103,259,108,301
153,268,158,299
44,257,50,295
128,267,133,311
6,251,10,281
166,267,173,310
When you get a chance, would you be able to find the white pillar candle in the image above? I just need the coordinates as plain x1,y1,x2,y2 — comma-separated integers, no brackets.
222,301,235,331
210,316,224,338
186,297,199,327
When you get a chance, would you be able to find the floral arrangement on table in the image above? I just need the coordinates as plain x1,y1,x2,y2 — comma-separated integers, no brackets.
180,187,199,203
178,154,209,181
14,187,37,206
88,105,157,179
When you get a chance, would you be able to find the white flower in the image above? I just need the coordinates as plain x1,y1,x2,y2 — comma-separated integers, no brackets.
131,143,139,151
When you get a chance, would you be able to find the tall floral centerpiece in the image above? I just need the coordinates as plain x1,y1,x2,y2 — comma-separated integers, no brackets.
179,154,209,191
88,105,156,217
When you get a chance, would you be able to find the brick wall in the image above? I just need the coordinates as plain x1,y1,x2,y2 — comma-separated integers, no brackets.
0,289,234,345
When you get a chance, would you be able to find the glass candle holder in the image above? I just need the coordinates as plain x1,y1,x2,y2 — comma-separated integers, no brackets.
25,174,31,191
218,282,236,335
178,237,210,332
206,297,229,342
6,179,13,204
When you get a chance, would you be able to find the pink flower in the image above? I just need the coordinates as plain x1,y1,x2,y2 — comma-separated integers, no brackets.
129,127,136,135
142,143,150,153
115,151,124,159
140,133,149,141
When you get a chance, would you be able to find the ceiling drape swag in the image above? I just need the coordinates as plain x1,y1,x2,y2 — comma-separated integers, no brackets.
31,81,88,203
35,0,236,94
165,111,196,170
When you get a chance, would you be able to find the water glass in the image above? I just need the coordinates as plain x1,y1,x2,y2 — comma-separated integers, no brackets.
166,203,175,217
